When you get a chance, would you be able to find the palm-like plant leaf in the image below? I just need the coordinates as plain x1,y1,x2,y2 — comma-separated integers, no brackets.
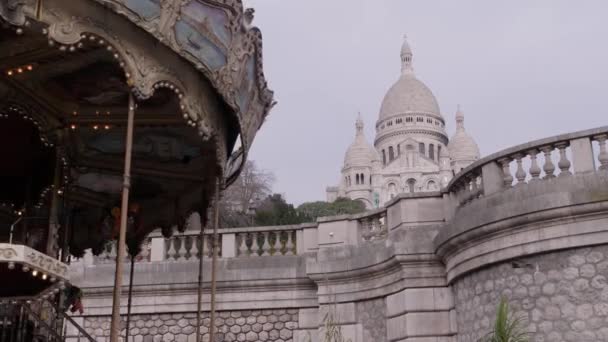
480,297,529,342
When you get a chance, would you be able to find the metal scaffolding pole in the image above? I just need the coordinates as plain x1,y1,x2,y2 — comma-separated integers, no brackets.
208,181,220,342
110,93,136,342
196,211,206,342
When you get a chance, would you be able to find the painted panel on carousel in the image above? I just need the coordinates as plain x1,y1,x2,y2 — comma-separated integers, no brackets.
84,128,201,162
237,55,256,115
174,1,230,71
123,0,161,20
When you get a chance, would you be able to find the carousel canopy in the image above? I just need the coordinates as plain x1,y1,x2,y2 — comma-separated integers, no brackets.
0,0,274,258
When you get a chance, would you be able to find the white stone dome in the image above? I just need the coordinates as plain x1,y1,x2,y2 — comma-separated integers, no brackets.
344,117,379,168
378,74,441,120
448,107,480,162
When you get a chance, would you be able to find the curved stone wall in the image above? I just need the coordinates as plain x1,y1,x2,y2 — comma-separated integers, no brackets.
453,245,608,342
83,309,299,342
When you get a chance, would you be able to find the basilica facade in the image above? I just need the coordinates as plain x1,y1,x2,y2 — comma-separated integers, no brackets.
326,37,481,208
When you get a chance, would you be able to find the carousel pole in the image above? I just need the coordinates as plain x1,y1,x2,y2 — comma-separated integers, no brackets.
195,210,206,342
110,93,136,342
125,254,136,341
209,180,220,342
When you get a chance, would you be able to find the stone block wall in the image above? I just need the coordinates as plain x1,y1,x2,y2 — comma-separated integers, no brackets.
453,245,608,342
83,309,299,342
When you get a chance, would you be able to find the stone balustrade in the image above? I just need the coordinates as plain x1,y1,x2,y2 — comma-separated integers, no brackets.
357,208,388,242
446,126,608,208
234,226,298,257
91,225,304,264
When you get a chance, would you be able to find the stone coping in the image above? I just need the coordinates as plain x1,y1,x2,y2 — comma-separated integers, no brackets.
445,125,608,191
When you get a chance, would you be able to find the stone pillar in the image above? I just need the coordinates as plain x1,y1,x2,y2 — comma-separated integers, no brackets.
481,161,504,196
149,237,165,262
221,233,236,258
570,137,596,173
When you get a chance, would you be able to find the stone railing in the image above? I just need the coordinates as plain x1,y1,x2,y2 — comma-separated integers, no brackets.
92,225,304,264
446,126,608,208
357,208,388,242
234,226,298,257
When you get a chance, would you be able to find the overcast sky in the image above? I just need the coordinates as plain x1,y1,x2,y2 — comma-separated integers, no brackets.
243,0,608,205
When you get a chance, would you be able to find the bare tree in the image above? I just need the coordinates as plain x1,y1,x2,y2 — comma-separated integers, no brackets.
220,160,275,227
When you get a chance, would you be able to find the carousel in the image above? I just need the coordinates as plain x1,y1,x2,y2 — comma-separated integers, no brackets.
0,0,273,341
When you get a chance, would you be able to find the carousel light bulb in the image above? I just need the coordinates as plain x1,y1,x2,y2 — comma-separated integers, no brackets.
104,125,110,130
70,124,77,130
16,211,22,216
8,262,15,270
7,70,13,76
17,68,23,73
42,273,47,280
93,125,99,130
32,269,38,276
26,65,32,71
57,189,63,195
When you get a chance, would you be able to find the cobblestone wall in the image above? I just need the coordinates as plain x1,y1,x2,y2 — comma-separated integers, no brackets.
453,245,608,342
356,298,386,342
84,309,299,342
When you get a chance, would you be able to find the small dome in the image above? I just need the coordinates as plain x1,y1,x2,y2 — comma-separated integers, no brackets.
344,116,379,168
378,75,441,120
448,106,480,162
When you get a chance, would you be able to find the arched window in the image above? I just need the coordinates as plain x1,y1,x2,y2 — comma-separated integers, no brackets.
369,175,372,185
438,145,442,159
429,143,435,160
388,183,397,199
407,179,416,193
419,143,425,155
389,146,395,162
427,180,437,191
382,150,387,165
397,144,401,156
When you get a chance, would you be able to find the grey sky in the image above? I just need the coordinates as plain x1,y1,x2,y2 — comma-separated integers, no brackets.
243,0,608,205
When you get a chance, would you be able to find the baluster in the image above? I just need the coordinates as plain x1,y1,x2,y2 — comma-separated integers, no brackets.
540,146,556,178
206,235,213,258
594,134,608,170
176,235,187,260
555,142,572,176
109,242,117,262
284,231,294,255
472,175,480,199
513,153,527,186
470,175,479,200
261,232,271,256
476,175,484,197
140,240,150,261
249,233,258,257
238,233,249,257
190,235,200,260
166,237,177,261
528,149,541,182
498,157,513,188
216,235,222,258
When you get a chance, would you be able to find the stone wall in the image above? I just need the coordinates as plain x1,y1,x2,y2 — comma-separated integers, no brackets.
453,245,608,342
83,309,299,342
